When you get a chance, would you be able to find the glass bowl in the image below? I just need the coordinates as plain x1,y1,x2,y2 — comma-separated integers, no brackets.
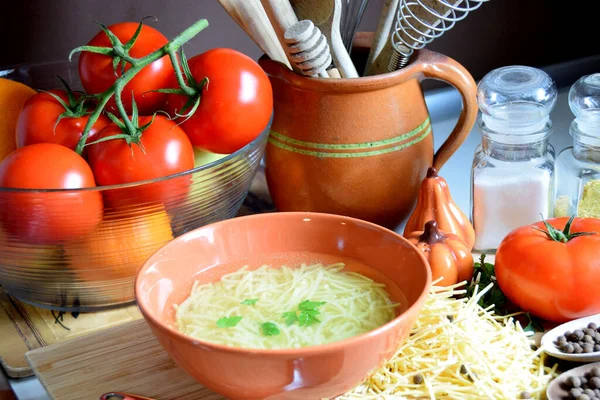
0,61,270,311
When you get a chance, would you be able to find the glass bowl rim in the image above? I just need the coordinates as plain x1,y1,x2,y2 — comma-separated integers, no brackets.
0,58,272,194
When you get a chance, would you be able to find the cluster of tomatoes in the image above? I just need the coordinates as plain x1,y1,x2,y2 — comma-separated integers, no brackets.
0,20,273,245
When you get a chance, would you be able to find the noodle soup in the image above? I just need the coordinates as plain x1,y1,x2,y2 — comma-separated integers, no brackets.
174,259,401,349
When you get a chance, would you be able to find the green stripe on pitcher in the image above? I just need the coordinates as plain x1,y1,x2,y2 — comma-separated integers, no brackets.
268,124,432,158
269,117,430,151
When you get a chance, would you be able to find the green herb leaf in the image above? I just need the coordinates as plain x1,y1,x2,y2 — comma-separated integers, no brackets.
298,300,326,311
298,309,321,327
283,311,298,326
524,312,544,333
261,322,281,336
282,300,326,328
466,254,507,314
216,316,242,328
241,298,259,306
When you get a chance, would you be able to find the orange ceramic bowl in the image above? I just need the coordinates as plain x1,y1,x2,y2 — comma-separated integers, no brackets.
135,212,431,400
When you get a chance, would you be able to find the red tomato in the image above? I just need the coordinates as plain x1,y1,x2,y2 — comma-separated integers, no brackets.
495,217,600,323
78,22,173,115
0,143,103,244
16,90,109,151
87,115,194,207
165,48,272,154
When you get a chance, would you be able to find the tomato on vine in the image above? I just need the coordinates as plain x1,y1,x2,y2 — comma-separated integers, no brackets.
77,20,173,115
16,87,109,151
0,143,103,244
86,113,195,208
164,48,273,154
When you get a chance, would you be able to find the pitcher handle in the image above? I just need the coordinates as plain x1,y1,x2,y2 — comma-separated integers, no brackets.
404,49,478,170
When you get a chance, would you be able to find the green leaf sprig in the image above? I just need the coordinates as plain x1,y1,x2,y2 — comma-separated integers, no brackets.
466,254,506,312
261,322,280,336
466,254,543,333
215,299,326,337
216,316,242,328
283,300,326,327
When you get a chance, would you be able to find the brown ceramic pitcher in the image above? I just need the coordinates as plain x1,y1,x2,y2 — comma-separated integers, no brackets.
259,35,477,229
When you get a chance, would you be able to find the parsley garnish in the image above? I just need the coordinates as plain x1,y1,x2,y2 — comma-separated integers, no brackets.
283,311,298,326
467,254,506,312
524,312,544,333
298,308,321,326
241,298,259,305
282,300,326,327
466,254,544,333
261,322,281,336
216,316,243,328
298,300,326,310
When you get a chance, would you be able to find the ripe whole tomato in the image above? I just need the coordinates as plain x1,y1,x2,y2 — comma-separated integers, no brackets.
78,22,173,115
495,217,600,323
165,48,273,154
0,143,103,244
86,115,195,208
16,90,110,151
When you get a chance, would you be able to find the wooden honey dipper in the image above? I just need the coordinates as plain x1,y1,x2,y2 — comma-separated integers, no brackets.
260,0,338,78
284,20,332,78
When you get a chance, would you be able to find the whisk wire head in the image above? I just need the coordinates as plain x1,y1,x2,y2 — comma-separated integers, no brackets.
389,0,489,72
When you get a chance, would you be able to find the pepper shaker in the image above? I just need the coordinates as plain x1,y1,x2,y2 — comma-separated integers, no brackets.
470,66,557,252
555,73,600,218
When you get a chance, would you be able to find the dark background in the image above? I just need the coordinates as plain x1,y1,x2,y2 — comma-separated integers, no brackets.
0,0,598,83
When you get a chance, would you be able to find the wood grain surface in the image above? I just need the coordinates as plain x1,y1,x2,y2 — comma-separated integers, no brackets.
26,319,224,400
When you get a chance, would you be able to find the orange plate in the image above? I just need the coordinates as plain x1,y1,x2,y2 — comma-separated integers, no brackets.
135,212,432,400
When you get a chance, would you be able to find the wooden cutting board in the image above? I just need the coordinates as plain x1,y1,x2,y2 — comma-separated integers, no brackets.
26,319,225,400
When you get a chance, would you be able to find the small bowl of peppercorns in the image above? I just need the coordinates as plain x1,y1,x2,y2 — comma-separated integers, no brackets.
542,314,600,363
547,362,600,400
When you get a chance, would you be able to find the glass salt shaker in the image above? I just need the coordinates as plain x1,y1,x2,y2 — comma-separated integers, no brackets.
555,74,600,218
470,66,557,253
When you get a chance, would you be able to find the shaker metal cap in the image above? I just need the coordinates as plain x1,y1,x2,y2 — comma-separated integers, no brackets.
477,66,557,138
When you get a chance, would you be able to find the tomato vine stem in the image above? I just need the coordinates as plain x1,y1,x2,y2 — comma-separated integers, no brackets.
532,214,597,242
73,18,209,155
167,49,197,97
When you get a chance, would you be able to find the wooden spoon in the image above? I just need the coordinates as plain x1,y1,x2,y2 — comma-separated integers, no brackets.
291,0,359,78
364,0,399,74
216,0,291,69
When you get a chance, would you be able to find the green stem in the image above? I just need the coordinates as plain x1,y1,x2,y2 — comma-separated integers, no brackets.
532,214,597,243
76,95,112,154
113,83,137,134
112,46,138,66
167,19,209,49
74,18,209,155
167,49,196,97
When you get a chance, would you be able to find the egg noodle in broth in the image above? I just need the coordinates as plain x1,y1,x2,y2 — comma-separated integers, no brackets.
175,262,399,349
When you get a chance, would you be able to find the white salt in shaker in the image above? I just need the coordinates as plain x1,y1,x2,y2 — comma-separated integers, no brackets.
470,66,557,252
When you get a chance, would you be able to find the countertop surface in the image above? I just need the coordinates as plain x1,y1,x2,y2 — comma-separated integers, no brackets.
4,55,600,400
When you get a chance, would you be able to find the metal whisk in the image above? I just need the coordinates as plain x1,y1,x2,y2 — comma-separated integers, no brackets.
388,0,488,71
340,0,371,52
